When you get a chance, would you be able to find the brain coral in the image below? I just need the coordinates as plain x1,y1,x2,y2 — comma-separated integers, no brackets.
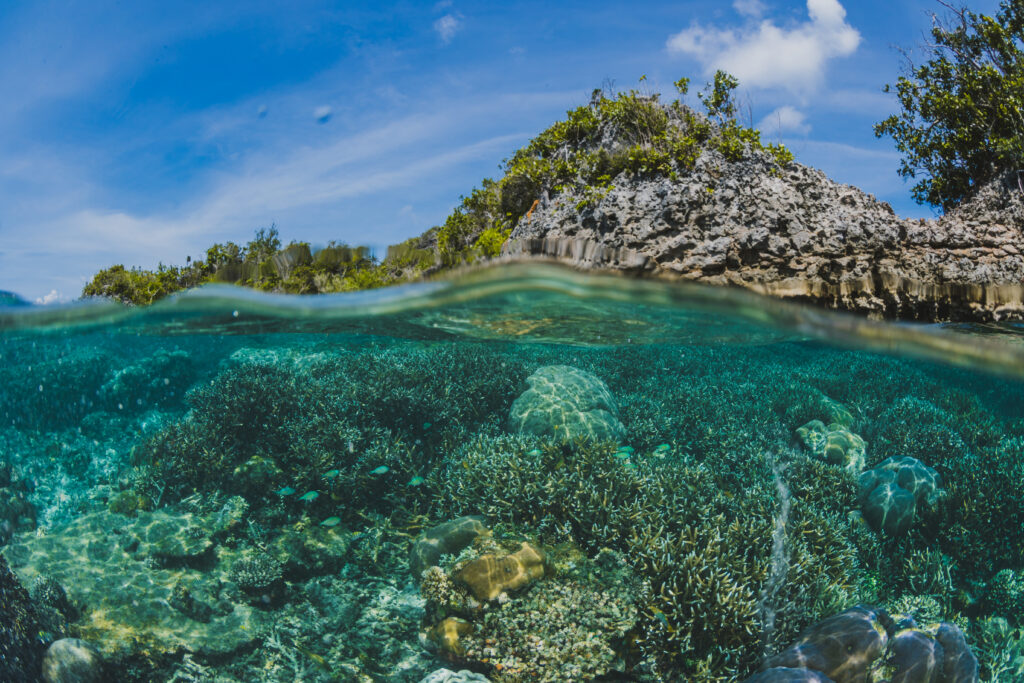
508,365,625,443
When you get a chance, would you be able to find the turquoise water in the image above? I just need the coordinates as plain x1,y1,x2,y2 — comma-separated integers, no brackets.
1,263,1022,682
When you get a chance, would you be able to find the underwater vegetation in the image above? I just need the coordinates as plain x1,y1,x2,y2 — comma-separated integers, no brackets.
1,320,1023,680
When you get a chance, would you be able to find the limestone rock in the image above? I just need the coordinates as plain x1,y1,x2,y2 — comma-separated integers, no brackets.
505,156,1024,322
508,365,624,443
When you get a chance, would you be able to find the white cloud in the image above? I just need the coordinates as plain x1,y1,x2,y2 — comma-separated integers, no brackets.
666,0,861,95
34,289,63,305
758,105,811,135
733,0,767,17
433,14,461,44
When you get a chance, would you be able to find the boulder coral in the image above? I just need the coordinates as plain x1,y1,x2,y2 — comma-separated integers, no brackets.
761,605,889,682
796,420,866,473
508,365,625,443
409,516,490,578
858,457,944,536
753,605,979,683
453,541,545,601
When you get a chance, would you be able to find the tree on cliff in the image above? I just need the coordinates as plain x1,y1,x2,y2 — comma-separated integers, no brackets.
874,0,1024,210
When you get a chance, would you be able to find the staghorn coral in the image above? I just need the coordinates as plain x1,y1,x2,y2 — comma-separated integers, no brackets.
419,537,643,682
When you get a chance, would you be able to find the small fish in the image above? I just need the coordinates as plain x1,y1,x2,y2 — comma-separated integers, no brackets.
407,476,425,487
614,452,632,460
323,469,340,479
369,466,389,475
275,486,296,496
526,449,542,457
298,491,319,502
616,446,634,454
655,443,671,452
423,422,432,429
319,516,341,527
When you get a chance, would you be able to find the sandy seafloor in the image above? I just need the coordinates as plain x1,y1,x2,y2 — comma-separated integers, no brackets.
0,272,1023,682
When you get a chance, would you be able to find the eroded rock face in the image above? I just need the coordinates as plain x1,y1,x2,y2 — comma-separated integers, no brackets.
506,159,1024,322
508,365,625,444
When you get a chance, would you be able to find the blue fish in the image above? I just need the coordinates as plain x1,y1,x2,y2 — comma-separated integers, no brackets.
298,491,319,502
276,486,296,496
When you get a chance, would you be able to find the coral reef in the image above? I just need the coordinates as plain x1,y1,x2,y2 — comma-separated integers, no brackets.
420,536,643,682
3,300,1024,681
507,365,625,443
986,569,1024,626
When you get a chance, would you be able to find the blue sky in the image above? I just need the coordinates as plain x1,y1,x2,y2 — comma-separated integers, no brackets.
0,0,1004,302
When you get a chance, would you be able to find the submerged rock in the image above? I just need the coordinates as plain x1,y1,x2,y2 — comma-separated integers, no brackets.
419,669,490,683
508,365,625,443
746,668,835,682
762,605,889,681
41,638,102,683
1,510,267,664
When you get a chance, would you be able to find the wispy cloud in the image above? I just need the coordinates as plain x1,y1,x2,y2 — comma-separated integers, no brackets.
433,14,462,44
732,0,767,18
758,105,811,136
666,0,861,95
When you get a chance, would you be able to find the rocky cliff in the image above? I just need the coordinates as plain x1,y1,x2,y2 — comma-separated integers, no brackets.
504,146,1024,322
